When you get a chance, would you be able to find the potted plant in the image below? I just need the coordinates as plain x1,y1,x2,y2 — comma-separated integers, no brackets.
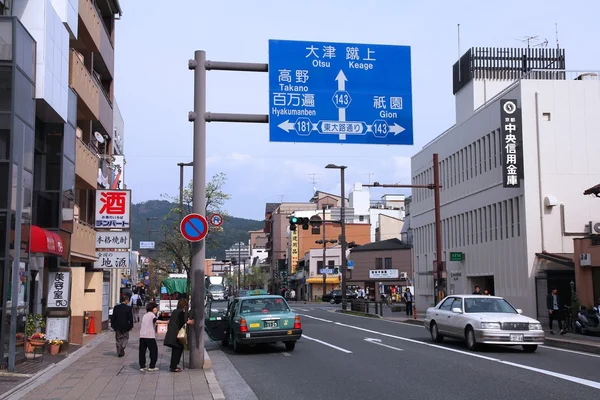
48,339,64,355
29,332,47,347
15,333,25,347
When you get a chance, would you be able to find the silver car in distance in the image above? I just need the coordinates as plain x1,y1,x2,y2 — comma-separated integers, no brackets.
424,295,544,353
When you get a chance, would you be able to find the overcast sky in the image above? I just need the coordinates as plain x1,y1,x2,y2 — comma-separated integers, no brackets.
115,0,600,220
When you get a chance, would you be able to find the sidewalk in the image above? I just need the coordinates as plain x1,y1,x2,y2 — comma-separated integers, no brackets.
3,326,225,400
382,313,600,354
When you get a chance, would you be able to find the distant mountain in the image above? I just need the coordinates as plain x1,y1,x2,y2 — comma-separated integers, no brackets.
130,200,263,259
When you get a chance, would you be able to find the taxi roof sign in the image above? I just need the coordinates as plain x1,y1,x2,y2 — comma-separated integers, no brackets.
239,289,268,297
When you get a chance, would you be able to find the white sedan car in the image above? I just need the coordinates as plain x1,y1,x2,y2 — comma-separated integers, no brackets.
424,295,544,352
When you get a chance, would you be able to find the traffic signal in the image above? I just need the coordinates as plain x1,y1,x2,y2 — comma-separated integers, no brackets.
289,216,298,231
289,216,310,230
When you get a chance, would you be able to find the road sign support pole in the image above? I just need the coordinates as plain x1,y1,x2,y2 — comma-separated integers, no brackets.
188,50,207,369
321,207,327,299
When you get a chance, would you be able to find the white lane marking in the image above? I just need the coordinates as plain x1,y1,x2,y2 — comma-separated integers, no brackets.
364,337,404,352
539,345,600,359
300,314,333,323
318,320,600,390
281,352,291,357
302,335,353,354
327,311,600,359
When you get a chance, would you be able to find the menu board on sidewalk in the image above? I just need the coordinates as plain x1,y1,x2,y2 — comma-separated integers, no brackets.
46,317,70,341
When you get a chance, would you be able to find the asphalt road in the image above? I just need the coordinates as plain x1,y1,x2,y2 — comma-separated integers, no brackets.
208,303,600,400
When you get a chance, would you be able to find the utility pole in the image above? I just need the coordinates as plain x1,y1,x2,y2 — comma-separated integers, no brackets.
362,153,444,308
321,207,327,296
187,50,207,369
237,242,242,291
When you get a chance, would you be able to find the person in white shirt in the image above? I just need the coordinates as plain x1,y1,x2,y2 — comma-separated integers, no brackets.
131,292,141,322
139,302,159,372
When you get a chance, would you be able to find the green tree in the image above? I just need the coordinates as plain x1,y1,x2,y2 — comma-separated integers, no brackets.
154,173,231,275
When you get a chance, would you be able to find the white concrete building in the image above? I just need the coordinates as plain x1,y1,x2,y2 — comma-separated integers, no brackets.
349,183,406,241
411,47,600,318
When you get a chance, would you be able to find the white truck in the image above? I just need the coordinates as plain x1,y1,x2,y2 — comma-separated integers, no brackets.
159,273,187,320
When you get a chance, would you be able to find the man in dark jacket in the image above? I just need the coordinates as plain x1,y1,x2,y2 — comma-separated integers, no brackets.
546,287,565,335
112,296,134,357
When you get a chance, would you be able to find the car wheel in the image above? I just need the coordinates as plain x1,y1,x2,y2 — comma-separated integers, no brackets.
430,322,444,343
221,332,229,347
231,331,242,353
465,327,479,351
284,341,296,351
522,345,538,353
329,299,335,304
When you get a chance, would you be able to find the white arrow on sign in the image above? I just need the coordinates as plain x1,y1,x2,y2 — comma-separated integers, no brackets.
335,70,347,91
364,337,404,351
389,123,405,136
278,120,295,133
335,70,348,140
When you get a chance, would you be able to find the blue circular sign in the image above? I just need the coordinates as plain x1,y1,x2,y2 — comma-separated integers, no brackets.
209,213,223,227
180,213,209,242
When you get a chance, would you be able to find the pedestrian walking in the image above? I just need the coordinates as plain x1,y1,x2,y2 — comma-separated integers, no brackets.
112,296,134,357
139,302,159,372
131,291,141,322
164,299,194,372
547,287,566,335
403,288,413,316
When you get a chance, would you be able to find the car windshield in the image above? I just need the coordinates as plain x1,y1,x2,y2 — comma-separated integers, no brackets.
464,298,518,313
209,284,225,292
240,297,290,314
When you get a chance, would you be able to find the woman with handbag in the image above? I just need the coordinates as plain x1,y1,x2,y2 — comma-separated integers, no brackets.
163,298,194,372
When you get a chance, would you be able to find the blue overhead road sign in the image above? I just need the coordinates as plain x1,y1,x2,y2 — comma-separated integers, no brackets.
268,39,413,145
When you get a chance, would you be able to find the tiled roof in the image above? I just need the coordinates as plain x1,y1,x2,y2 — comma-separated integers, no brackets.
350,238,412,252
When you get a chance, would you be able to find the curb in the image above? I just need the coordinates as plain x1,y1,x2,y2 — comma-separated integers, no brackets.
543,337,600,354
1,332,109,400
202,350,225,400
388,319,600,354
335,309,382,319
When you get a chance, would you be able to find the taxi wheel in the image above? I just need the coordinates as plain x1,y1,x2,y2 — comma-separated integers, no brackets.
231,331,243,353
221,334,229,347
284,341,296,351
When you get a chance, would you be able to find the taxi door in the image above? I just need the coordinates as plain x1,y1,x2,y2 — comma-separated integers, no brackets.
204,299,230,341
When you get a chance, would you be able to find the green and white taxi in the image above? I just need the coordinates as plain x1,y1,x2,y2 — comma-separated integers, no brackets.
204,289,303,352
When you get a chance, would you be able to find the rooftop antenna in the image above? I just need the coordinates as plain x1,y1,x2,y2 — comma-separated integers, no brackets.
555,23,560,49
457,23,461,82
516,35,548,49
278,195,284,203
367,172,375,185
308,173,319,193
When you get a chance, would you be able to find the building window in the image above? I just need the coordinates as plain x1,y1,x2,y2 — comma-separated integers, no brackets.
311,225,320,235
384,257,392,269
316,260,323,270
359,215,364,221
327,260,335,267
375,258,383,269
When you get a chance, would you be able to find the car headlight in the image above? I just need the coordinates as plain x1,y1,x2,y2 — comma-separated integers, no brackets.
529,323,543,331
480,322,501,329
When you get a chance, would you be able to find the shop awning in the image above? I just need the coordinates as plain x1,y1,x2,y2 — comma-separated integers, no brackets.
30,226,65,257
535,251,574,268
306,277,340,284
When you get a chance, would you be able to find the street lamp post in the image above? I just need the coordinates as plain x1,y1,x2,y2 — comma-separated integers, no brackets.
177,162,194,221
325,164,348,310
